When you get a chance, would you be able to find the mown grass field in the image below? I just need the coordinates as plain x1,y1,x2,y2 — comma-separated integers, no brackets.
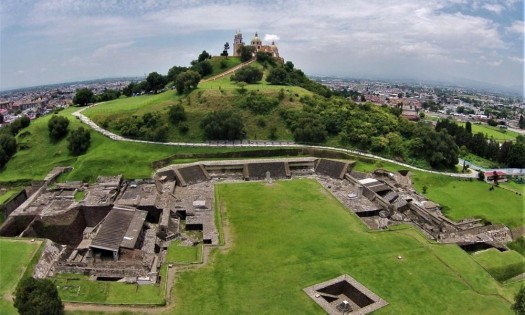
169,179,519,314
472,248,525,282
166,241,202,264
0,239,43,315
52,270,166,305
458,122,520,141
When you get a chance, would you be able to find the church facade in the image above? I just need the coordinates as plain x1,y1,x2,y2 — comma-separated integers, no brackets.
232,31,281,60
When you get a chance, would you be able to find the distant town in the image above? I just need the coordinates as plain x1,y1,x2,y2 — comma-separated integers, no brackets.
0,78,140,124
314,77,524,130
1,76,523,131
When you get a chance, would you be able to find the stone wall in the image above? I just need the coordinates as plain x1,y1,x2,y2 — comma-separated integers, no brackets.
1,190,28,218
315,159,349,179
247,162,287,180
177,165,209,185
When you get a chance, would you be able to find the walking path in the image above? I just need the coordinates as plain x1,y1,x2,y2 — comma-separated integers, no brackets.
200,58,256,83
72,106,484,178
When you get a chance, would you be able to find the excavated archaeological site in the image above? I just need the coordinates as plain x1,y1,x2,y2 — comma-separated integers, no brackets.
0,157,515,314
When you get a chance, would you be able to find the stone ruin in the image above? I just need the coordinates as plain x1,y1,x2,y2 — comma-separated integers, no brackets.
0,157,517,293
304,274,388,315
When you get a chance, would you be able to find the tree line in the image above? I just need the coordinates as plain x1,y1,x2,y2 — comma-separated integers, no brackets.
436,119,525,168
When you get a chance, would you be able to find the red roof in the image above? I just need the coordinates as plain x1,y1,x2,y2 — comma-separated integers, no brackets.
484,171,506,176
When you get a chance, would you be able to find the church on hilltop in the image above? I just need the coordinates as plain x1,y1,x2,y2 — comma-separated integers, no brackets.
232,31,281,60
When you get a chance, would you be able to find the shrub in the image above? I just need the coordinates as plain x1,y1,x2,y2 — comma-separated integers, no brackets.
67,127,91,155
48,115,70,141
200,110,245,140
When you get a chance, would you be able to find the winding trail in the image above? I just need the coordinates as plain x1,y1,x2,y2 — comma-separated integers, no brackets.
72,106,479,179
200,58,256,83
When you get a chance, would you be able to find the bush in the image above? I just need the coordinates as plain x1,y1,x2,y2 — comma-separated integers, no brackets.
48,115,70,141
168,104,187,124
230,66,263,84
200,109,245,140
67,127,91,155
236,91,278,115
175,70,201,94
14,277,64,315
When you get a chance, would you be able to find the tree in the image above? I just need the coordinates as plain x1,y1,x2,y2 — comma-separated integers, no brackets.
221,42,230,57
145,72,167,93
167,66,188,83
0,133,16,157
230,66,263,84
67,127,91,155
238,45,255,62
507,143,525,168
175,70,201,94
266,66,289,85
200,110,245,140
48,115,70,141
465,121,472,134
519,115,525,129
14,277,64,315
192,60,213,77
168,104,187,124
513,286,525,315
197,50,211,62
73,88,94,106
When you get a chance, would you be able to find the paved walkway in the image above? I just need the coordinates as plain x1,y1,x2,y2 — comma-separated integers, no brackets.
72,106,484,178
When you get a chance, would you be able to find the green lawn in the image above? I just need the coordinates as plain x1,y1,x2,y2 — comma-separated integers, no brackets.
166,241,202,264
472,249,525,282
53,268,166,305
0,239,43,314
508,237,525,256
411,173,524,228
169,179,518,314
458,122,520,141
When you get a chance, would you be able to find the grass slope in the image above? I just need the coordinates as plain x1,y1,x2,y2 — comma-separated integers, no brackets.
472,249,525,282
170,179,516,314
0,107,254,182
0,239,42,314
83,62,312,143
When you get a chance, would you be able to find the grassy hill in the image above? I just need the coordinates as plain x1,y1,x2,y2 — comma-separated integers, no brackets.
0,106,258,183
84,66,312,142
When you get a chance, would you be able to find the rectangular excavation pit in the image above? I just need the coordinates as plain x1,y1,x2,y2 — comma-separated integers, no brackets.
304,274,387,315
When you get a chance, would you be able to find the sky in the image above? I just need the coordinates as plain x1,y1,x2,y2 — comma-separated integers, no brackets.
1,0,523,93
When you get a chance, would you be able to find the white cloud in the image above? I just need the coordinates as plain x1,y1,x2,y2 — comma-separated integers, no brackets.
1,0,522,90
506,20,524,34
482,3,504,13
508,56,524,63
264,34,280,42
487,59,503,66
92,41,135,58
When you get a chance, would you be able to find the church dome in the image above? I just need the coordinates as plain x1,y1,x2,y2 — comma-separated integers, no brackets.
251,32,262,45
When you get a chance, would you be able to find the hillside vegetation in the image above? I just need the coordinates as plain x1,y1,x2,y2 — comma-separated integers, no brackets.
84,58,462,169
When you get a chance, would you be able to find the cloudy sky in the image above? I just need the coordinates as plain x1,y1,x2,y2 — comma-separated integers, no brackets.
1,0,523,93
